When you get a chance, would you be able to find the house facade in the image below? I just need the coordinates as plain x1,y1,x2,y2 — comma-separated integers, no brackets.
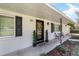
0,3,72,55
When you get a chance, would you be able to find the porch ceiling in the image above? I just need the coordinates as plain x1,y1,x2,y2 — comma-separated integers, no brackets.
0,3,70,24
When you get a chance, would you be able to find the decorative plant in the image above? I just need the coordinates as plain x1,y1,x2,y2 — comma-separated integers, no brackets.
45,30,49,42
33,30,37,47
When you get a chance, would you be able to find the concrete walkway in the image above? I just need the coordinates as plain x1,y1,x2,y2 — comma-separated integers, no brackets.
4,36,70,56
69,39,79,42
69,33,79,41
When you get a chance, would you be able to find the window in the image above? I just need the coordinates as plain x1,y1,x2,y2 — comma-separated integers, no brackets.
15,16,22,36
51,23,54,33
54,25,60,32
0,15,14,37
59,25,62,31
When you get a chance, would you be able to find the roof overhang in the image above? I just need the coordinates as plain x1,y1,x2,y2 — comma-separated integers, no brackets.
0,3,74,24
45,3,75,24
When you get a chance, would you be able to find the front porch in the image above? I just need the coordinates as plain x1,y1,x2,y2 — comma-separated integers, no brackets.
4,35,70,56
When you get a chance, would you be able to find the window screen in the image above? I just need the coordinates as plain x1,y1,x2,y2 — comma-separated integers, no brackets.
0,15,14,37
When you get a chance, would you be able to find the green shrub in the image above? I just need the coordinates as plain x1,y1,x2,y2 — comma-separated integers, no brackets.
33,30,37,47
45,30,49,42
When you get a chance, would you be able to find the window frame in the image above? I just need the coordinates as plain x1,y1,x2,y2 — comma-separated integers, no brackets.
0,14,15,38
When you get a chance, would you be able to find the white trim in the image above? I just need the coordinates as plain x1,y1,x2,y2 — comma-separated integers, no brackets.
0,13,14,17
13,16,16,37
0,36,14,39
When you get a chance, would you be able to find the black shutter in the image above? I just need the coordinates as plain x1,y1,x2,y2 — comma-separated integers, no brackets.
51,23,54,33
60,18,62,32
60,18,62,36
15,16,22,36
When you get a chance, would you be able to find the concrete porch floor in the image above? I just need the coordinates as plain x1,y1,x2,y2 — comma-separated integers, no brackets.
4,36,71,56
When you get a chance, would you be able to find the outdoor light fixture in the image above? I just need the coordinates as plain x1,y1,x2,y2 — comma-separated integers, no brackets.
30,19,33,22
47,22,49,25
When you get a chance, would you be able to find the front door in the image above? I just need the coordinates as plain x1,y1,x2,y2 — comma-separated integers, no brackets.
36,20,44,44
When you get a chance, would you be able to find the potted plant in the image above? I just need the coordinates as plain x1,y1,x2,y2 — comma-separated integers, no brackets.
33,30,37,47
45,30,49,42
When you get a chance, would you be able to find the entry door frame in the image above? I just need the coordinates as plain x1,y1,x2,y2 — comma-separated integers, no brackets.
36,20,44,44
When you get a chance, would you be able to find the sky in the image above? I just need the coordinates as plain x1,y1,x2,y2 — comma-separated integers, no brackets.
50,3,79,23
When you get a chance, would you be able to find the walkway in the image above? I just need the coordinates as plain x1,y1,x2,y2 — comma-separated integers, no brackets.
4,35,70,56
69,33,79,42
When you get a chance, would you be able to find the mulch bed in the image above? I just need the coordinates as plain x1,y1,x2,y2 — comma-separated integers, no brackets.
47,40,74,56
